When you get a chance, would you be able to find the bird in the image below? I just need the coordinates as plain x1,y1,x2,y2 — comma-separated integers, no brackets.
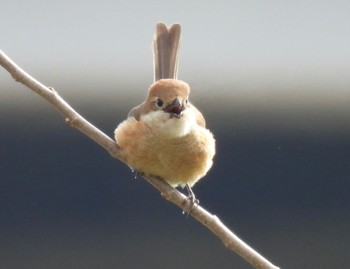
114,22,215,201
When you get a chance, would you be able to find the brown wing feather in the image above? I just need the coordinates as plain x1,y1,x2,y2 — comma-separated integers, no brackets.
127,102,144,121
191,103,206,127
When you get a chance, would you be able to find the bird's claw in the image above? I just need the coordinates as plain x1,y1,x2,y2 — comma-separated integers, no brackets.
131,168,144,179
182,184,199,215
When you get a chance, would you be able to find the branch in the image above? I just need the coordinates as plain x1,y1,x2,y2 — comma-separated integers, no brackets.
0,50,280,269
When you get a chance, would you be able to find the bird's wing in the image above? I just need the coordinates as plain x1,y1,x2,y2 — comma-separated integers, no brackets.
191,103,206,127
127,102,145,121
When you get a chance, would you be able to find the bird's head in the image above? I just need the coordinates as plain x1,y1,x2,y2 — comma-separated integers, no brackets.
140,79,196,137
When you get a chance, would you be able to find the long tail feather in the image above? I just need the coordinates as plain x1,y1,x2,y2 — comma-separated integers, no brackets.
153,22,181,81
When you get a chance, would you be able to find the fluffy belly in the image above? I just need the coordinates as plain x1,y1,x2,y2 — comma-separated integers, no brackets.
115,119,215,187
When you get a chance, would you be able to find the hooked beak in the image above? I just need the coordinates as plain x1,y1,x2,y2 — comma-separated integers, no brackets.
163,98,184,118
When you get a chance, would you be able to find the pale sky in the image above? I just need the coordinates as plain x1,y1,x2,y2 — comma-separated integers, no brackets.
1,0,350,133
1,0,349,81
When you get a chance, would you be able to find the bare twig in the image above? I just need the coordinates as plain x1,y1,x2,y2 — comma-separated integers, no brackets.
0,50,280,269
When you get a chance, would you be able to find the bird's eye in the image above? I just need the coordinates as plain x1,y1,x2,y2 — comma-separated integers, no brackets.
155,98,164,108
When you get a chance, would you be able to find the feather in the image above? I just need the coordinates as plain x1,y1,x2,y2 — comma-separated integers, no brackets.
153,22,181,81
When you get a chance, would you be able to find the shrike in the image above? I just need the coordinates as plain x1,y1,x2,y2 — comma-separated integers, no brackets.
114,22,215,201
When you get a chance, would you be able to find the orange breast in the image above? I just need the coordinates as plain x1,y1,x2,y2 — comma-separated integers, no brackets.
115,117,215,187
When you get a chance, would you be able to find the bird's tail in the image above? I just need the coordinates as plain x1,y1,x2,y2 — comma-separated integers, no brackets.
153,22,181,81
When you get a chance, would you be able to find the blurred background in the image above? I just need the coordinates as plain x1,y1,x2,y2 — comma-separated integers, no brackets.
1,0,349,268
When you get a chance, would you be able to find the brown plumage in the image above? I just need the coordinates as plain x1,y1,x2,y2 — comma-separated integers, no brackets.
114,22,215,189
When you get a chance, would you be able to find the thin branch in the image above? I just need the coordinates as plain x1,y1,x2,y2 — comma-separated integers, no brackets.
0,50,280,269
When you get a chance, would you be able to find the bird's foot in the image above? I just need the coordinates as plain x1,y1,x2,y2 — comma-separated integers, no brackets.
131,168,144,179
182,184,199,216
